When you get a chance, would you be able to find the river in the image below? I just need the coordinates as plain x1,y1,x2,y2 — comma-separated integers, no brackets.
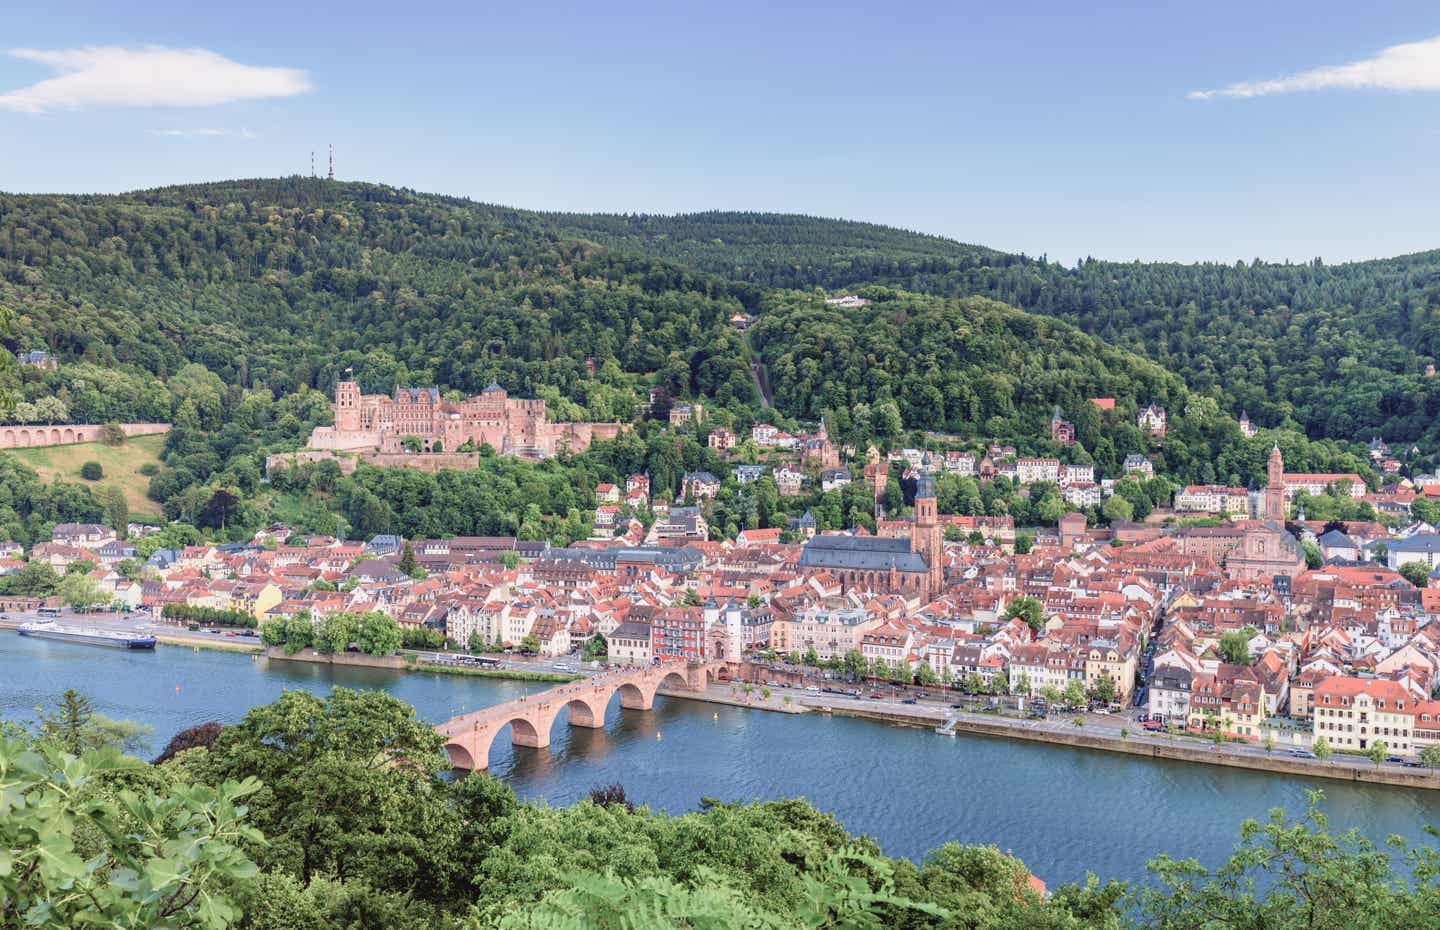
3,633,1437,887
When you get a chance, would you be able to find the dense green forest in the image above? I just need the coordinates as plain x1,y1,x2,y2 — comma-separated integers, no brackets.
0,178,756,413
9,181,1439,455
8,685,1439,929
553,210,1440,454
750,288,1373,487
0,178,1392,549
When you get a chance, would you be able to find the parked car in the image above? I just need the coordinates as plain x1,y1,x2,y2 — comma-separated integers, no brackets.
1289,749,1317,759
1386,755,1404,764
900,697,918,705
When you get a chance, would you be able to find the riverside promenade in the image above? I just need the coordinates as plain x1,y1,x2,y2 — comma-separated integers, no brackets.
774,689,1440,791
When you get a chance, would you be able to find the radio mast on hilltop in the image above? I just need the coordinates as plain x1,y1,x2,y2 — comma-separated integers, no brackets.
310,151,315,178
328,143,334,180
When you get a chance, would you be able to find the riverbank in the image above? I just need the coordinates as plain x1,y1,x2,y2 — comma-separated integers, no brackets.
262,646,581,683
797,694,1440,791
265,646,408,668
946,713,1440,790
157,636,261,655
657,683,810,714
402,656,580,683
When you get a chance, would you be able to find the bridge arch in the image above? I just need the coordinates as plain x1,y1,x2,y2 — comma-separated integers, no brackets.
464,714,548,771
616,681,652,710
444,742,476,771
562,694,609,729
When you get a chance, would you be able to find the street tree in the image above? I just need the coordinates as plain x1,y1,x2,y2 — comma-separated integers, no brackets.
355,610,402,656
1365,740,1388,767
57,571,107,610
1089,675,1117,706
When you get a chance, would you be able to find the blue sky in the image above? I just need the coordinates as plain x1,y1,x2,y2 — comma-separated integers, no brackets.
2,1,1439,263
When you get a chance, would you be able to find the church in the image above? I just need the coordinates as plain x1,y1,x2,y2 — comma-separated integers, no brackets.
1226,445,1306,583
797,473,945,601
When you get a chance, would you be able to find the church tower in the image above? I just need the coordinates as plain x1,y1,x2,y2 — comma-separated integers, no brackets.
1264,444,1285,522
912,473,943,599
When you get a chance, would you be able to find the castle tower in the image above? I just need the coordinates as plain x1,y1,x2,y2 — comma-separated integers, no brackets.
335,380,361,432
1264,444,1285,522
912,473,943,599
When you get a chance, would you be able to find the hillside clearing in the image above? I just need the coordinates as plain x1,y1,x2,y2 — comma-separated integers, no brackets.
8,434,166,518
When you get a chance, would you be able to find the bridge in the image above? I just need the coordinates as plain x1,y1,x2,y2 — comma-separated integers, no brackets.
436,661,729,771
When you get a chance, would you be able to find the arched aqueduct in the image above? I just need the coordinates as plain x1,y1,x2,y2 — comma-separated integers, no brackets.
437,661,728,771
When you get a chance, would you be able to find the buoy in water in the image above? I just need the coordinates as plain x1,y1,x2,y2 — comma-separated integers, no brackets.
656,731,663,741
713,712,718,720
175,684,180,694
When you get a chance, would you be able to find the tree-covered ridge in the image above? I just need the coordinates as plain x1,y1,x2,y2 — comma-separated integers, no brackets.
546,208,1016,283
752,289,1183,434
0,178,755,410
749,288,1373,487
542,209,1440,454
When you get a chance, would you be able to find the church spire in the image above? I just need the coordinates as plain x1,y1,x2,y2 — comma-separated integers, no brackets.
1264,444,1285,521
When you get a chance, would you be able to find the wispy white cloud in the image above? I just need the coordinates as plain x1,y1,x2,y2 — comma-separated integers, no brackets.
1189,34,1440,100
0,45,311,113
148,127,256,138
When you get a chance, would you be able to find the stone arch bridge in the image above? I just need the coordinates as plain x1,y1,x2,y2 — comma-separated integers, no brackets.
437,661,729,771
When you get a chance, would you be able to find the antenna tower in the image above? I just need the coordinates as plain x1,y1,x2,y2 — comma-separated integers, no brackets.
310,151,315,178
328,144,334,180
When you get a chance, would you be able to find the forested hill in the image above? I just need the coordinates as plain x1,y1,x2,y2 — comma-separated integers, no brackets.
0,178,1382,483
0,178,1165,434
546,209,1019,286
550,209,1440,453
0,178,758,415
0,178,1383,544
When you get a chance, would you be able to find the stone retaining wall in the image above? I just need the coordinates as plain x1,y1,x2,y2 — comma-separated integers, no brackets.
263,646,407,669
362,451,480,471
937,713,1440,790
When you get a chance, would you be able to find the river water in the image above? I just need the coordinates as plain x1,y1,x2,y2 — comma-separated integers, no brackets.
3,633,1437,887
